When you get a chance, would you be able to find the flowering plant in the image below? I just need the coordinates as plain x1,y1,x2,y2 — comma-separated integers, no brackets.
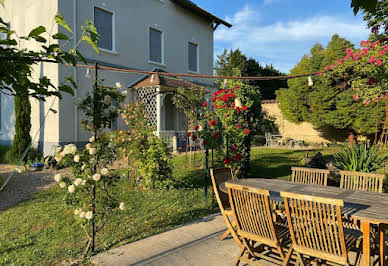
114,102,173,189
54,82,126,257
194,73,262,178
322,40,387,104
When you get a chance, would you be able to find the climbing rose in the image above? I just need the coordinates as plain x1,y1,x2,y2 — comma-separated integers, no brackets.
209,120,216,126
59,182,66,188
93,173,101,182
74,178,83,187
244,129,250,134
101,168,109,175
89,147,97,156
202,102,207,107
54,173,62,183
236,125,242,129
74,155,80,163
68,185,75,194
79,212,85,218
194,125,199,130
213,132,219,139
119,202,126,211
85,211,93,220
242,106,248,110
235,153,242,161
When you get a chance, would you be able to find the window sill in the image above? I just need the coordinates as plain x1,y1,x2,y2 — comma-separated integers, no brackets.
148,60,166,67
188,70,200,74
99,48,119,55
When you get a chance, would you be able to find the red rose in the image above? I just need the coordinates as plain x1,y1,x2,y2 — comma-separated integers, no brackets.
194,125,200,130
236,107,241,113
230,93,235,98
244,129,250,134
242,106,248,110
209,119,216,126
235,153,242,161
192,135,197,141
236,124,242,129
213,91,218,97
202,140,207,145
211,97,216,101
213,133,219,139
222,104,227,108
223,158,231,165
214,105,219,109
188,132,192,137
202,102,207,107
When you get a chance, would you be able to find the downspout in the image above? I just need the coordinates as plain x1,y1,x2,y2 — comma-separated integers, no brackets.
73,0,78,144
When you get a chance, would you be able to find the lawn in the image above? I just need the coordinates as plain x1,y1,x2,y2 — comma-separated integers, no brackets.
0,147,339,264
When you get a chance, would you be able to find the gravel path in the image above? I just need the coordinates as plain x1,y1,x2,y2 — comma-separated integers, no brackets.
0,165,66,212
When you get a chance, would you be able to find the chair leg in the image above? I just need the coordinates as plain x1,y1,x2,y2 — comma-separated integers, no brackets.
296,252,306,266
283,246,293,266
218,228,231,241
234,246,246,266
355,245,362,266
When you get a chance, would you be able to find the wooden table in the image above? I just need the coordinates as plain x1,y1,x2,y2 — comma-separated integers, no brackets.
220,178,388,265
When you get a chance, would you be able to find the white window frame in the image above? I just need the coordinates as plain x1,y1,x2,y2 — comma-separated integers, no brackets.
148,27,165,66
93,5,117,54
188,41,199,73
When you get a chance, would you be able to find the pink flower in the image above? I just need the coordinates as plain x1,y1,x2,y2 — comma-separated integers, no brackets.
353,94,359,100
317,72,323,76
364,100,371,106
361,48,368,55
369,56,376,63
375,60,383,66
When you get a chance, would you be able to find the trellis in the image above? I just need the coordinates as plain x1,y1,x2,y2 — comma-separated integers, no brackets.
135,87,157,131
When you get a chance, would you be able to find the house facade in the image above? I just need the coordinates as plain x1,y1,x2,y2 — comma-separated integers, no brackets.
0,0,230,155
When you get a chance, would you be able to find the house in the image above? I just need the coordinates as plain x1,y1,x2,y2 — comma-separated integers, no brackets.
0,0,231,155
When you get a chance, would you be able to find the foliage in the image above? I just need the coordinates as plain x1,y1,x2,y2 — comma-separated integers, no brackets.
362,0,388,42
172,86,207,123
351,0,378,15
114,102,173,189
333,144,388,172
54,82,125,257
215,49,287,100
276,34,385,139
322,40,387,104
194,71,262,178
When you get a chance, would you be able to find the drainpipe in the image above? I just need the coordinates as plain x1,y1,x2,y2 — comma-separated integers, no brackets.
73,0,78,145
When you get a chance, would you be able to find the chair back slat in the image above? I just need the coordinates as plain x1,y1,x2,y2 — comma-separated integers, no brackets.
226,183,277,242
339,170,385,193
291,167,329,186
210,168,234,212
281,191,348,261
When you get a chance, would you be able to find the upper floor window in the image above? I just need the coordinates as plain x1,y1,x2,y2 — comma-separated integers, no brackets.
149,28,163,64
94,6,113,51
188,42,198,72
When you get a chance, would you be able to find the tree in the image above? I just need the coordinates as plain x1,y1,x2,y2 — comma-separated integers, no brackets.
276,34,385,141
362,0,388,42
351,0,378,15
0,1,98,161
215,49,287,100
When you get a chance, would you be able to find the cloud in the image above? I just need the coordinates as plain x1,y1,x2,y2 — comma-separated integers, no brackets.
214,5,369,72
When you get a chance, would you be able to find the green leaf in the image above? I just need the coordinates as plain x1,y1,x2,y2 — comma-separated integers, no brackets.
0,39,16,45
54,12,72,33
32,36,47,43
58,84,74,96
28,26,46,38
65,76,77,88
49,108,57,114
52,33,69,40
75,50,87,64
0,0,4,7
82,36,99,54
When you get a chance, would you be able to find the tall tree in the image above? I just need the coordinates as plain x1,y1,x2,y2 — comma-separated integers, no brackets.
276,34,384,141
215,49,287,99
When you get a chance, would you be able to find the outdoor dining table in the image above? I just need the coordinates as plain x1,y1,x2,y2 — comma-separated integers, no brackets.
220,178,388,266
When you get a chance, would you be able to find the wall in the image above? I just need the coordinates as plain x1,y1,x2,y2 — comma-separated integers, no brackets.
262,100,328,144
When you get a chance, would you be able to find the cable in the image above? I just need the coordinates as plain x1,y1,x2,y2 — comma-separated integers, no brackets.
0,97,57,191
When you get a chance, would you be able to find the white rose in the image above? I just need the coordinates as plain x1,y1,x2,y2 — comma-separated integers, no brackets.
74,155,80,163
89,136,95,143
85,143,92,150
54,156,62,162
81,164,86,171
119,202,126,211
79,211,85,218
81,180,86,186
121,90,128,96
56,146,62,153
59,182,66,188
74,178,82,187
89,148,97,156
93,173,101,182
103,95,111,105
101,168,109,175
115,82,122,89
74,209,80,215
87,121,94,130
85,211,93,220
54,173,62,183
68,185,75,194
235,98,242,108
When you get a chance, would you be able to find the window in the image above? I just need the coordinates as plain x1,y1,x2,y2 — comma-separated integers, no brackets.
188,42,198,72
149,28,163,63
94,7,113,51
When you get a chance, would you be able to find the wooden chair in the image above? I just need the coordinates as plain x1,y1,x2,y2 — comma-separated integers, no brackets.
291,167,330,186
210,168,242,247
226,182,290,265
281,191,362,266
339,170,385,193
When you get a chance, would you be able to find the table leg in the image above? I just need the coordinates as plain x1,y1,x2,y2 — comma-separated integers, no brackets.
362,221,371,266
379,224,386,266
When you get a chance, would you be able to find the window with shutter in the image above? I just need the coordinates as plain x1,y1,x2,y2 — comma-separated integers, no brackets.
149,28,163,63
94,7,113,51
188,42,198,72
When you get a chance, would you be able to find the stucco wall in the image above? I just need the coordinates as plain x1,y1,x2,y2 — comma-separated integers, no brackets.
262,101,328,144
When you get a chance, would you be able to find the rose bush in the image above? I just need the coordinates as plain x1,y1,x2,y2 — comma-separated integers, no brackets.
54,82,126,257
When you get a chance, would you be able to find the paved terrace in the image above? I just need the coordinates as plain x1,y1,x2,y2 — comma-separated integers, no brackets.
92,213,376,266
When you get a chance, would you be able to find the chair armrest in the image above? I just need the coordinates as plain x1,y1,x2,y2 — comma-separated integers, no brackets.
223,209,233,216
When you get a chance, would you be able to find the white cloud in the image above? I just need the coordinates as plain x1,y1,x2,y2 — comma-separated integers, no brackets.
215,6,369,72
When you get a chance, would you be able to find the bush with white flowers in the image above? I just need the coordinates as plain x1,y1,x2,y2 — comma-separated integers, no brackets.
54,81,126,257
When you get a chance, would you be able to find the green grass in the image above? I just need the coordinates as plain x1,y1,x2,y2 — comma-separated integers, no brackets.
0,147,340,264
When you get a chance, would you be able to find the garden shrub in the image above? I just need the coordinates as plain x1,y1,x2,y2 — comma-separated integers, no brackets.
333,143,388,172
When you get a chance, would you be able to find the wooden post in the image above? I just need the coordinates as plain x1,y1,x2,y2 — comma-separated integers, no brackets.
362,221,371,266
379,224,386,266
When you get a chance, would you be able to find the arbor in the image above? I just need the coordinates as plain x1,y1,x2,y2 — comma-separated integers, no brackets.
276,34,384,141
0,2,98,161
215,49,287,100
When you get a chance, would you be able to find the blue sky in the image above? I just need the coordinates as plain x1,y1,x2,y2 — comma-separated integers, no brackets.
193,0,370,73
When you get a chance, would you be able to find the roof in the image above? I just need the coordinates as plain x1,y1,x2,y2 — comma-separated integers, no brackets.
132,72,204,91
170,0,232,28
